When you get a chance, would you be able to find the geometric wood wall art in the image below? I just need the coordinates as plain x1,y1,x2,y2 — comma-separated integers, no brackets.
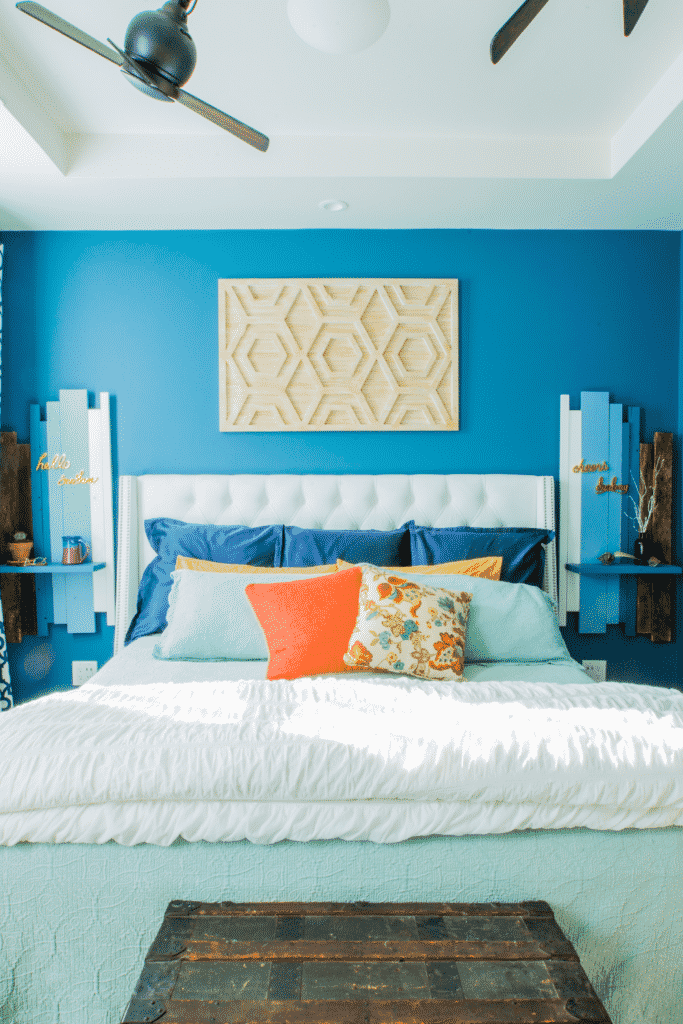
29,390,115,635
218,279,459,431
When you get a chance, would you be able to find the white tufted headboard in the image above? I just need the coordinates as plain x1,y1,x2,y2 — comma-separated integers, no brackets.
114,474,557,655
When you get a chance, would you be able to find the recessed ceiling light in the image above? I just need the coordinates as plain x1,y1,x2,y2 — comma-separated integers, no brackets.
288,0,390,54
319,199,349,212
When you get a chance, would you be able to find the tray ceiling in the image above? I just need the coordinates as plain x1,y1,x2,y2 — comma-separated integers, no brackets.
1,0,683,229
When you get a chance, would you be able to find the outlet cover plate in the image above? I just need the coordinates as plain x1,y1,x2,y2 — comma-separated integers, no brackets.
582,659,607,683
72,660,98,686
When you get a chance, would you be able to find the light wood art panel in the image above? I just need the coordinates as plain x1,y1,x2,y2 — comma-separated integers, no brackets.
219,279,459,431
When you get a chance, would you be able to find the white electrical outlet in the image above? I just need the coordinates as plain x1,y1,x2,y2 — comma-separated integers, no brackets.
582,660,607,683
72,661,98,686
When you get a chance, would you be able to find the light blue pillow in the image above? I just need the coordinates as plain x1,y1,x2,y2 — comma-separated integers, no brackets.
397,570,570,664
153,568,330,661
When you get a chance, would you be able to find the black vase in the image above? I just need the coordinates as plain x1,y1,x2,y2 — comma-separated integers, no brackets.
633,533,651,563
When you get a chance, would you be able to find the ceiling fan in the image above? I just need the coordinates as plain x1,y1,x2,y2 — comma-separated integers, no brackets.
15,0,269,150
491,0,651,63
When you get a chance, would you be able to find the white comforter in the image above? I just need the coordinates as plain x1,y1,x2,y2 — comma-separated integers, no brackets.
2,668,683,846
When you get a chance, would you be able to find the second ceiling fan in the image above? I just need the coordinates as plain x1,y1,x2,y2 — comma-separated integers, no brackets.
491,0,651,63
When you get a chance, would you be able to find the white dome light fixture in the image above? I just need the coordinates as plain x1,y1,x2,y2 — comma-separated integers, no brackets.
287,0,390,54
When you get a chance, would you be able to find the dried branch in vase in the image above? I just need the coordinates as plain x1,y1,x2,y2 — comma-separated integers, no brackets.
625,455,664,534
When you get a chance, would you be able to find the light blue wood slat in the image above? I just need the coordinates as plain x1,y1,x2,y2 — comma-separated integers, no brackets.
29,406,52,635
606,404,623,624
579,392,609,633
46,401,66,624
619,421,635,632
623,406,641,636
59,390,94,634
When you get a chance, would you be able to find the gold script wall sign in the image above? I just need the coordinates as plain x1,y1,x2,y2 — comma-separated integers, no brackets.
35,453,98,486
595,476,628,495
218,279,459,431
572,459,609,473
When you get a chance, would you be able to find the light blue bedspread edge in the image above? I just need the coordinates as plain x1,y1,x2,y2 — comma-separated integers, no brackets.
0,828,681,1024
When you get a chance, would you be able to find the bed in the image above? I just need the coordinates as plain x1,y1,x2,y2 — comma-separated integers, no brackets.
1,473,682,1024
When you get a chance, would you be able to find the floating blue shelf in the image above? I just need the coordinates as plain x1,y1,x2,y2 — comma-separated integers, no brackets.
0,562,106,575
566,562,681,576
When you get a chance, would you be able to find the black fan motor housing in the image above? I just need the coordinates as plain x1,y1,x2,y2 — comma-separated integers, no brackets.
124,1,197,86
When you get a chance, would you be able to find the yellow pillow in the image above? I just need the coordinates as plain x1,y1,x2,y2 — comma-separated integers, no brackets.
336,556,502,581
175,556,337,574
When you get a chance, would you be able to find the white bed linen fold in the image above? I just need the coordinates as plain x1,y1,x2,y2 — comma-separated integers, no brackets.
2,664,682,846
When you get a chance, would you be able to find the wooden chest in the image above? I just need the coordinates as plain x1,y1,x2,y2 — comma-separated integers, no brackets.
121,900,612,1024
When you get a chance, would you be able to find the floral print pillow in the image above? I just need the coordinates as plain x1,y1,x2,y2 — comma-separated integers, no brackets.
343,568,472,681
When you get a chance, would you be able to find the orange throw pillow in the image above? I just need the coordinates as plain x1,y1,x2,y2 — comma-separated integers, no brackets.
245,565,362,680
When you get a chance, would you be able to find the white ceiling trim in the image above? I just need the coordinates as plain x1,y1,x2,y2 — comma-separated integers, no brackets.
611,48,683,174
61,132,610,181
0,37,66,174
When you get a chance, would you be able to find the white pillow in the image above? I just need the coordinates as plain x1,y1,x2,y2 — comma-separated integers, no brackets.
397,570,570,663
154,568,330,661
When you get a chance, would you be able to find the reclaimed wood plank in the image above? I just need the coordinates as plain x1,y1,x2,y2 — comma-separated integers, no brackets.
636,442,654,636
166,901,555,918
170,939,555,964
650,431,673,643
0,432,37,642
154,997,607,1024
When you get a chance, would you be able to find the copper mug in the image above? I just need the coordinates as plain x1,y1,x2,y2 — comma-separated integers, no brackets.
62,535,90,565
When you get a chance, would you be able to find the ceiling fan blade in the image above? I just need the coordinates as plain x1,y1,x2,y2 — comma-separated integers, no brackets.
490,0,552,63
623,0,650,35
15,1,123,66
176,90,269,151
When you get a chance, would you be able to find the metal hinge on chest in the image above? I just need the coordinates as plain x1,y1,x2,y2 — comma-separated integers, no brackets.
121,962,180,1024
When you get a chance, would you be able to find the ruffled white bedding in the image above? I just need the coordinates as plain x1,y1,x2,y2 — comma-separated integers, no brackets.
2,645,682,846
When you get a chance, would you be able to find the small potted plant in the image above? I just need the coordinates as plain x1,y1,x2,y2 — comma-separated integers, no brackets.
7,531,33,563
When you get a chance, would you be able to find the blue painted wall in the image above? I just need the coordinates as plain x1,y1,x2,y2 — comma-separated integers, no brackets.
1,229,680,700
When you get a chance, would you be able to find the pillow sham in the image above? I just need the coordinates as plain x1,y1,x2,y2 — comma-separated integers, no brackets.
336,556,502,580
409,525,554,587
282,523,411,568
343,568,471,681
176,555,336,574
245,566,363,680
398,570,570,664
125,519,284,644
154,567,334,661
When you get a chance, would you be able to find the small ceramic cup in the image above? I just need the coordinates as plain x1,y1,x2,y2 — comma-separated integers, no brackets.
62,536,90,565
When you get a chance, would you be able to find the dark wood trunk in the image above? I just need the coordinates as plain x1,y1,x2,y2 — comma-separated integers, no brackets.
121,901,612,1024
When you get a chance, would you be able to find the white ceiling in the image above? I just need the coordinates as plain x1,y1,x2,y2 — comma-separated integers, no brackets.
1,0,683,229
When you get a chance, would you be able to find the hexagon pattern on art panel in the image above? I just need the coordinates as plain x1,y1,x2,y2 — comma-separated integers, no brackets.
219,279,458,431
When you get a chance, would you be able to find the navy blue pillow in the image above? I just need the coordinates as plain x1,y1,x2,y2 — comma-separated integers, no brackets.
409,524,554,587
282,523,412,568
125,519,284,644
